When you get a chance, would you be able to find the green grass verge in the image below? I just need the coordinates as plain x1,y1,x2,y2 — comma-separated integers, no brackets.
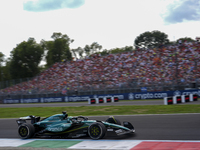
0,104,200,118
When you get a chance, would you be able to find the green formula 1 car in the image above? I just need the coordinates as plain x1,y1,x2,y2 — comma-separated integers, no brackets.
16,111,135,140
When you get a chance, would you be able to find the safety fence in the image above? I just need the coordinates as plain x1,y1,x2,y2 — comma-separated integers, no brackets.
164,94,198,105
1,88,200,104
0,79,200,102
1,41,200,102
88,96,119,104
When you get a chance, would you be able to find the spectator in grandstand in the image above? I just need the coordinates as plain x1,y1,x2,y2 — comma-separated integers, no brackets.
1,41,199,94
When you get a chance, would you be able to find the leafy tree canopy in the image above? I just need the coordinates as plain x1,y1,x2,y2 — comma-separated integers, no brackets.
176,37,195,43
0,52,4,66
71,47,84,59
83,42,102,57
134,30,170,49
9,38,44,79
0,52,5,84
43,32,73,67
109,46,134,54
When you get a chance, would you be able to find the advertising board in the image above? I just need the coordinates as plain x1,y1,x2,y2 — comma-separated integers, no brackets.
3,89,200,104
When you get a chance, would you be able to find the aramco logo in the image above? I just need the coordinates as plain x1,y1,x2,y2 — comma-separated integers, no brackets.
128,93,134,100
173,90,181,96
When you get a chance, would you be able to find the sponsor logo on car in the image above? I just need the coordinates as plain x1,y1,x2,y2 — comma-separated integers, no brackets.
115,129,123,133
47,127,63,132
62,124,71,127
107,129,113,131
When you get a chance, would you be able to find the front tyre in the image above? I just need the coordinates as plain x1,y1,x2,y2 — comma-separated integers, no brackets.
18,123,35,139
88,122,106,140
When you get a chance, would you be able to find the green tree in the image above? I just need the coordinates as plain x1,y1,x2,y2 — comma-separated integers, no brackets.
71,47,84,59
44,33,73,66
0,59,12,89
0,52,5,86
83,42,102,57
83,45,91,56
41,40,54,67
9,38,44,79
134,30,170,49
0,52,4,66
90,42,102,54
123,46,134,52
176,37,195,43
110,48,124,54
109,46,133,54
100,49,109,56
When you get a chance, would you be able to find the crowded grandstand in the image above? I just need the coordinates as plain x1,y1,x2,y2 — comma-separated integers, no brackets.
0,41,200,99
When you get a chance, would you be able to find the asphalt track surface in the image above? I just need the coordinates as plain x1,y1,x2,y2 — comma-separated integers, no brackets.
0,100,200,141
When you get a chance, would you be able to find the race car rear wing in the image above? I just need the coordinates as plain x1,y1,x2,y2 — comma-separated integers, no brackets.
16,115,40,126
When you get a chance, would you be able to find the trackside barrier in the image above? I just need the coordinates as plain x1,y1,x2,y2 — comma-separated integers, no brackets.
164,97,173,105
190,94,198,101
104,97,112,103
193,94,198,101
88,96,119,104
181,95,185,103
189,94,193,102
185,95,190,102
88,98,97,104
164,94,198,105
173,96,182,104
98,97,104,103
112,97,119,102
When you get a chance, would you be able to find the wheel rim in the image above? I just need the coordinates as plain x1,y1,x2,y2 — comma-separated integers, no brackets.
19,126,28,137
90,125,101,138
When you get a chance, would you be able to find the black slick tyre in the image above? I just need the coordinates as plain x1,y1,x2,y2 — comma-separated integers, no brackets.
18,123,35,139
88,122,106,140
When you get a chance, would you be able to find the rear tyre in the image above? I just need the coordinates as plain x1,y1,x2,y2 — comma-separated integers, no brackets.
106,116,121,125
18,123,35,139
88,122,106,140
